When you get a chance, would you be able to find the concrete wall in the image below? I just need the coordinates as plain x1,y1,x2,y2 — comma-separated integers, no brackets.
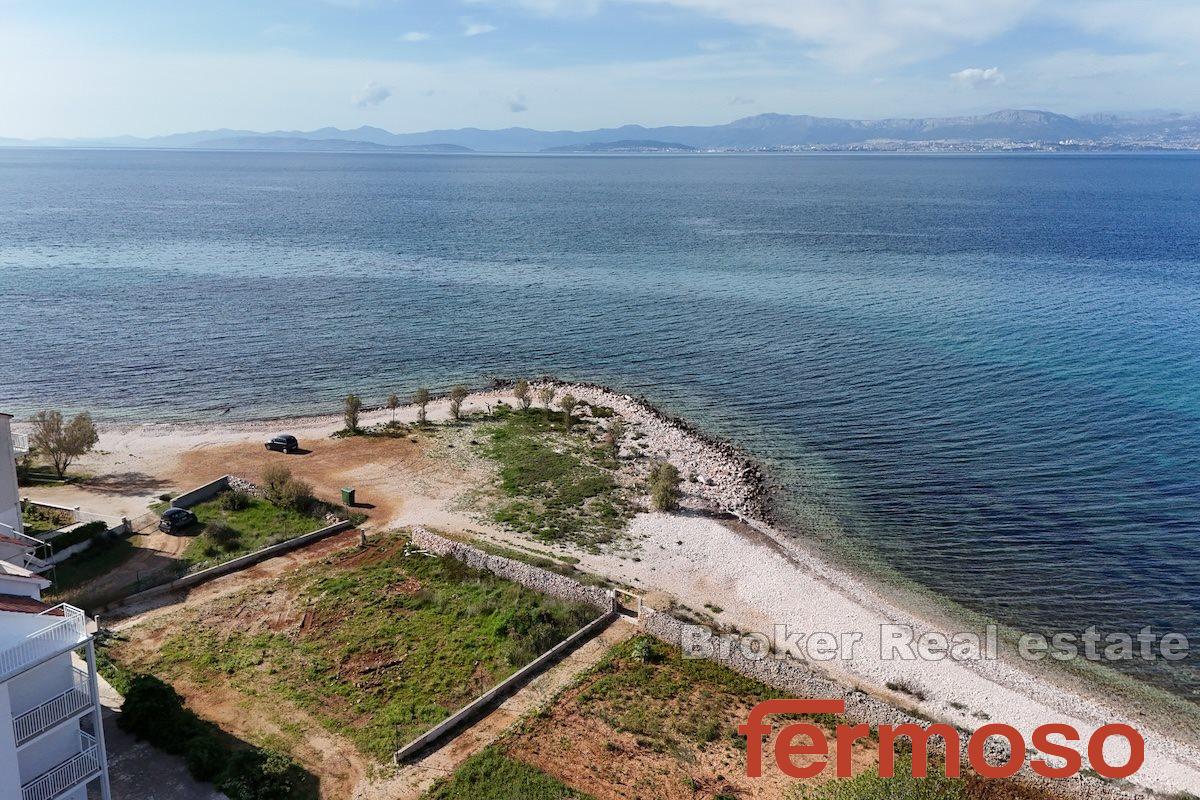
170,475,231,509
0,415,21,534
111,519,354,610
410,528,613,612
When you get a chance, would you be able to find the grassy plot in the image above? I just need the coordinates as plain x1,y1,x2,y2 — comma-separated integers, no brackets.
488,636,1061,800
110,532,598,764
424,746,593,800
48,538,137,596
183,493,325,568
479,409,634,548
21,504,73,536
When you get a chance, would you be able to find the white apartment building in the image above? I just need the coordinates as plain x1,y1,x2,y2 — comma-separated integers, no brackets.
0,413,111,800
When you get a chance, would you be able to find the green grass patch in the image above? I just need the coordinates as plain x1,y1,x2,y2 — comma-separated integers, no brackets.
481,410,633,547
115,533,598,764
423,746,592,800
48,538,137,597
183,494,324,568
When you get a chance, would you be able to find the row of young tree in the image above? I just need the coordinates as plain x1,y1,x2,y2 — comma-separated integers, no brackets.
340,380,583,432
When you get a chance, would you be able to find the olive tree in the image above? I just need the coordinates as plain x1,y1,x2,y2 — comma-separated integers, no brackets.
343,394,363,432
386,393,400,424
412,388,431,424
513,379,531,411
557,394,578,430
449,385,469,422
538,386,557,421
30,410,98,479
648,461,681,512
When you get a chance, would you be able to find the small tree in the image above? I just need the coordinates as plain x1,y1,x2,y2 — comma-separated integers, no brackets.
449,385,469,422
261,464,313,511
558,394,578,430
412,388,431,425
648,461,681,512
343,394,363,433
513,379,531,411
605,418,625,458
538,386,557,421
30,410,99,479
386,393,400,424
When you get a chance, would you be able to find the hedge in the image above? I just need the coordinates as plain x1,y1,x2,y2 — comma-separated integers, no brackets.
47,521,109,554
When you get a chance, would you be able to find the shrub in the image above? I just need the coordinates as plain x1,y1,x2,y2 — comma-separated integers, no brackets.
260,465,313,512
118,674,203,754
412,388,431,424
185,735,226,781
219,490,252,512
218,749,301,800
48,520,108,554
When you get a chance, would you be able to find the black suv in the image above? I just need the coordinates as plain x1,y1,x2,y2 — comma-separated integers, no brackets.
265,434,300,453
158,507,197,534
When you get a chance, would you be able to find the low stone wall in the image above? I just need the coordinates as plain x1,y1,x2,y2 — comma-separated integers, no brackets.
171,475,230,509
410,527,613,613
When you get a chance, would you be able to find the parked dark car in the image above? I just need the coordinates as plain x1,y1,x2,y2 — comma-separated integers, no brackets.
265,434,299,453
158,507,197,534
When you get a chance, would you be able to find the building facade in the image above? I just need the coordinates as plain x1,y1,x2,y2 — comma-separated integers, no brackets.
0,414,111,800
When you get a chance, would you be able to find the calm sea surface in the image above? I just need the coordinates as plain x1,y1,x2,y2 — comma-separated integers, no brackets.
2,149,1198,696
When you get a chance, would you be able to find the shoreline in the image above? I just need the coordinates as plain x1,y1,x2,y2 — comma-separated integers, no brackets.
15,381,1200,795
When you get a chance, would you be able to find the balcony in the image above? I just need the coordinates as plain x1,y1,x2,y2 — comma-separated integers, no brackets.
12,432,29,455
20,730,101,800
0,605,89,682
13,667,93,746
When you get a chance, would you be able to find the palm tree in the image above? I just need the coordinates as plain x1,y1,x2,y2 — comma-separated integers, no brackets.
513,379,531,411
558,394,578,430
412,388,431,425
449,385,469,422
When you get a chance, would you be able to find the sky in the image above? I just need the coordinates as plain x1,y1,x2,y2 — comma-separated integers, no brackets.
1,0,1197,138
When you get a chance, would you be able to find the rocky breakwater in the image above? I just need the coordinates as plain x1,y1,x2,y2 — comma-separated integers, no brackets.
532,379,772,523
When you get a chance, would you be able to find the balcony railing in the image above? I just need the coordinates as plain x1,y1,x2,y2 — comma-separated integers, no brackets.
21,730,100,800
0,605,89,682
11,432,29,454
13,667,93,746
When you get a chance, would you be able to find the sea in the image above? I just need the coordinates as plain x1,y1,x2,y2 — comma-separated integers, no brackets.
2,148,1198,699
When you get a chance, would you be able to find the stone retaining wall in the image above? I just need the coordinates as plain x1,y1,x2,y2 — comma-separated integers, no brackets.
410,527,613,612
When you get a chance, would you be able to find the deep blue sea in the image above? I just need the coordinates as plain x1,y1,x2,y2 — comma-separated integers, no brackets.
2,149,1198,697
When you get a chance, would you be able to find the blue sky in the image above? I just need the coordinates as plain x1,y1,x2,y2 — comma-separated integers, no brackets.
1,0,1197,137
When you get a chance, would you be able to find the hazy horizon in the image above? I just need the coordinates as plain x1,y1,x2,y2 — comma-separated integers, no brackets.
4,1,1200,139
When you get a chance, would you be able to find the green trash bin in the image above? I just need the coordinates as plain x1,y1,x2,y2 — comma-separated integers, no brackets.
341,487,355,506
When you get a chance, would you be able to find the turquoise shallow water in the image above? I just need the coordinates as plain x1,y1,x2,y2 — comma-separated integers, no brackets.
2,149,1199,697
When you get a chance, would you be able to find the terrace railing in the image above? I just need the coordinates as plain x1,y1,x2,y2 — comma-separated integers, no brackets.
12,666,93,746
11,432,29,454
0,605,89,682
20,730,100,800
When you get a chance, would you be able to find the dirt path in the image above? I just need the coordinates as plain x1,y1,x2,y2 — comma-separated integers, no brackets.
363,618,637,800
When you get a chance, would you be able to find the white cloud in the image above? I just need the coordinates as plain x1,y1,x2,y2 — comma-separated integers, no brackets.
950,66,1005,88
729,94,755,105
507,92,529,112
463,21,498,36
353,81,392,107
400,31,431,42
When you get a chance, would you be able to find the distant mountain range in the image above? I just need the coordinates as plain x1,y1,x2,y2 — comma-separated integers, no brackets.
542,139,695,153
4,110,1200,153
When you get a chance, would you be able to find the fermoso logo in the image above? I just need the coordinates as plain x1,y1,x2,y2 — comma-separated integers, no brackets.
740,699,1144,781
